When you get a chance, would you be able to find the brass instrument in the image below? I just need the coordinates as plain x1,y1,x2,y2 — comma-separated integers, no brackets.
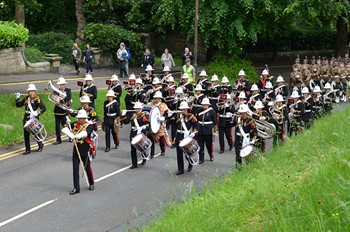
46,80,70,110
251,113,276,139
269,104,283,124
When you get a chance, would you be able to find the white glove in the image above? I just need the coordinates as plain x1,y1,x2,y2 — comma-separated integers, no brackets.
75,131,87,139
122,109,127,116
15,92,21,100
62,127,75,139
250,140,255,145
31,111,38,117
226,112,233,118
189,132,195,138
137,128,142,135
167,111,174,117
68,109,74,113
184,131,190,138
260,116,266,121
159,116,165,122
141,64,144,67
141,125,147,130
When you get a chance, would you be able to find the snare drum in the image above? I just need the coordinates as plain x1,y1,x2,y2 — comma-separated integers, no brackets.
131,133,152,154
24,117,44,135
179,137,200,165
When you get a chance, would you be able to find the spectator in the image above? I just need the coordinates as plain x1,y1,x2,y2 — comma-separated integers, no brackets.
116,42,129,78
161,48,175,68
181,47,193,66
72,43,81,76
182,58,196,83
83,44,94,74
141,48,154,71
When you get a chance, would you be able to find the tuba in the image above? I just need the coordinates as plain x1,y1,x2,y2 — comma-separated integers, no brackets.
46,80,70,110
269,104,283,124
252,114,276,139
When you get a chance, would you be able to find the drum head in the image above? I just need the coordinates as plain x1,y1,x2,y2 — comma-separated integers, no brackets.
24,118,34,128
131,134,143,145
240,145,253,158
150,106,161,134
179,137,192,147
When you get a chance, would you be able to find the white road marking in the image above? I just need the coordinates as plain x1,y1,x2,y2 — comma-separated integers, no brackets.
0,198,57,228
95,153,161,182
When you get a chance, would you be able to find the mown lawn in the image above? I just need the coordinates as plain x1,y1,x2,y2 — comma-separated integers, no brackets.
0,90,126,147
143,106,350,232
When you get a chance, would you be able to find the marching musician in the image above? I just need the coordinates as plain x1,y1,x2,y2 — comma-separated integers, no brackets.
312,86,325,119
144,65,155,84
208,74,221,111
104,90,121,152
163,76,177,145
322,83,335,113
252,100,273,153
273,95,288,147
273,75,289,98
149,77,163,101
301,87,313,129
79,74,97,108
53,77,72,145
262,81,275,107
237,91,247,109
234,70,250,95
160,66,171,83
168,101,198,175
148,91,170,158
196,97,216,163
197,70,208,90
179,73,193,93
62,109,95,195
231,104,257,165
221,76,232,94
124,74,137,113
288,91,305,136
217,94,235,154
192,84,206,116
16,84,46,155
108,74,122,104
121,101,150,169
247,84,261,110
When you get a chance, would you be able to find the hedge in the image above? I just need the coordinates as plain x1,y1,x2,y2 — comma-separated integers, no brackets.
0,21,29,48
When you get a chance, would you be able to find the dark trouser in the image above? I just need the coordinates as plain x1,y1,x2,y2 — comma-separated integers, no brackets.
255,139,266,153
273,131,285,148
119,60,127,77
72,150,94,191
234,136,243,164
55,114,67,142
171,124,177,143
131,143,138,167
176,141,190,172
73,59,80,72
150,135,166,157
219,126,233,151
24,128,42,151
86,59,93,73
198,134,213,162
105,120,119,149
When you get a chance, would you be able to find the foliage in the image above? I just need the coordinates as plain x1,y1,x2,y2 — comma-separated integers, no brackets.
27,32,74,64
82,23,144,65
24,47,45,63
0,90,126,147
0,21,29,48
206,55,258,84
144,106,350,231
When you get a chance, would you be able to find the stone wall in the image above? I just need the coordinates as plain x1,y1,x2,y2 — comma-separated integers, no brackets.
0,47,26,74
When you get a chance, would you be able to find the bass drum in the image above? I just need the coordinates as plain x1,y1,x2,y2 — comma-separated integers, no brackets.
131,133,152,159
179,137,200,165
149,106,161,134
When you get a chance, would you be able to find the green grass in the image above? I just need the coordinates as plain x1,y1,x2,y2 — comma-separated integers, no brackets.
0,90,126,147
143,107,350,232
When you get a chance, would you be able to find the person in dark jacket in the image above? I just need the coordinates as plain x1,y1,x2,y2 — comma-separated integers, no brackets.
83,43,94,74
104,90,121,152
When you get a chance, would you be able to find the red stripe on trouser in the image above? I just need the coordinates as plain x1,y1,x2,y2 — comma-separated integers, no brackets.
115,134,119,144
263,142,266,152
281,132,285,143
229,128,233,144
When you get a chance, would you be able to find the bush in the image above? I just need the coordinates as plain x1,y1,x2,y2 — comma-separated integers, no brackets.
206,55,258,84
0,21,29,48
24,47,46,63
82,23,144,65
27,32,74,64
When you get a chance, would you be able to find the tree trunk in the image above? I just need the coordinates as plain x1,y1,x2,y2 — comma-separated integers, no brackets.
335,16,348,57
15,4,25,26
75,0,86,43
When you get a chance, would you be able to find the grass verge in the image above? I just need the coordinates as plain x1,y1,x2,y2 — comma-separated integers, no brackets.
0,90,126,147
143,106,350,231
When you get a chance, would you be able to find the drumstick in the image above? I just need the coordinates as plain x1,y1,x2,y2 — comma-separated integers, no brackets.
73,139,90,187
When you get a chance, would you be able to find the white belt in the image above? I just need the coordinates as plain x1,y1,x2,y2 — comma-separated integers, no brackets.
208,97,218,100
193,104,202,107
199,121,213,125
305,110,311,113
107,113,117,117
237,132,250,137
219,115,227,118
177,130,186,133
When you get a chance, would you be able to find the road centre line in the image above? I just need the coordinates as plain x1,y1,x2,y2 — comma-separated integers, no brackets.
0,199,57,228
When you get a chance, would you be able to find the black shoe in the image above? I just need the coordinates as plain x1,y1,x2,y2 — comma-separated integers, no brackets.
141,159,146,165
130,165,137,169
219,150,224,154
70,189,80,195
171,144,176,149
105,148,110,153
37,143,44,152
210,156,214,161
229,144,233,151
150,154,154,159
188,164,193,172
115,144,119,149
89,184,94,191
160,151,165,156
69,138,73,143
23,150,30,155
199,160,204,164
53,141,62,145
176,171,184,175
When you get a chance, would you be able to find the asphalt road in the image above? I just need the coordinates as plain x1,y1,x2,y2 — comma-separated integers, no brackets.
0,66,301,232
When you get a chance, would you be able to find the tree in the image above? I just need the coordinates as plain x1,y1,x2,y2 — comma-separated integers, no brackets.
75,0,86,43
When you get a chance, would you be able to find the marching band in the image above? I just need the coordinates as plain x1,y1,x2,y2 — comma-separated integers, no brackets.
14,54,349,193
